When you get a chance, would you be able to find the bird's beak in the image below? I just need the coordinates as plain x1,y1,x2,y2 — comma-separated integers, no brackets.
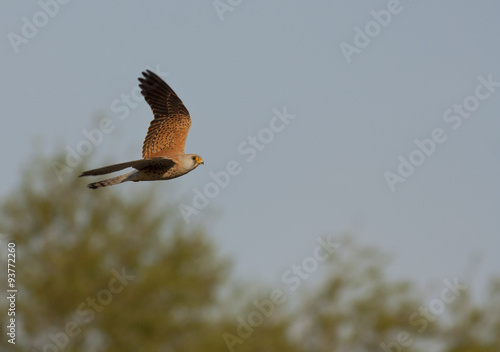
197,157,204,165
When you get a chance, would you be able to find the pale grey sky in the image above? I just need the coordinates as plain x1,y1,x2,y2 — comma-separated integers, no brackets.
1,1,499,296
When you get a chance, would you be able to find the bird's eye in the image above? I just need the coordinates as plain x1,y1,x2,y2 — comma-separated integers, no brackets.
192,156,196,161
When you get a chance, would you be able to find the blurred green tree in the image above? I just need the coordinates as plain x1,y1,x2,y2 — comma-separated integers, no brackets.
293,237,500,352
0,153,297,352
0,151,499,352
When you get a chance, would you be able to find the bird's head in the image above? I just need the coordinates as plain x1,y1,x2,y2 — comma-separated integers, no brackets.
183,154,204,170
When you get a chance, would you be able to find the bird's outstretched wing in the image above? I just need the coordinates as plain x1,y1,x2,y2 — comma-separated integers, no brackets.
79,157,175,177
139,70,191,159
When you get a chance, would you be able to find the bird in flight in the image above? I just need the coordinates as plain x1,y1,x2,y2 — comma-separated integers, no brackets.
80,70,204,189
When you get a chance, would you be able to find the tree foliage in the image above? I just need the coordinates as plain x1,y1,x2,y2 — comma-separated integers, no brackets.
0,152,499,351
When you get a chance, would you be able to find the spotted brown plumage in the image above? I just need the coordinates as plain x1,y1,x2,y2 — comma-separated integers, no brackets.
139,70,191,158
80,70,204,189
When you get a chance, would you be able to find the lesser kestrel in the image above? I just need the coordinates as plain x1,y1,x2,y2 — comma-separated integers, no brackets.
80,70,204,189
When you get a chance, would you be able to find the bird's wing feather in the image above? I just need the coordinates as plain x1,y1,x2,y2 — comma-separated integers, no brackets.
79,158,176,177
139,70,191,159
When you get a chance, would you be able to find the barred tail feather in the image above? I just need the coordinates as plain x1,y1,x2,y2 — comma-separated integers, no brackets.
87,172,134,189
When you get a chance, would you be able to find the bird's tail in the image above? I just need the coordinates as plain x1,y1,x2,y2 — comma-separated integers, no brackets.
87,172,135,189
